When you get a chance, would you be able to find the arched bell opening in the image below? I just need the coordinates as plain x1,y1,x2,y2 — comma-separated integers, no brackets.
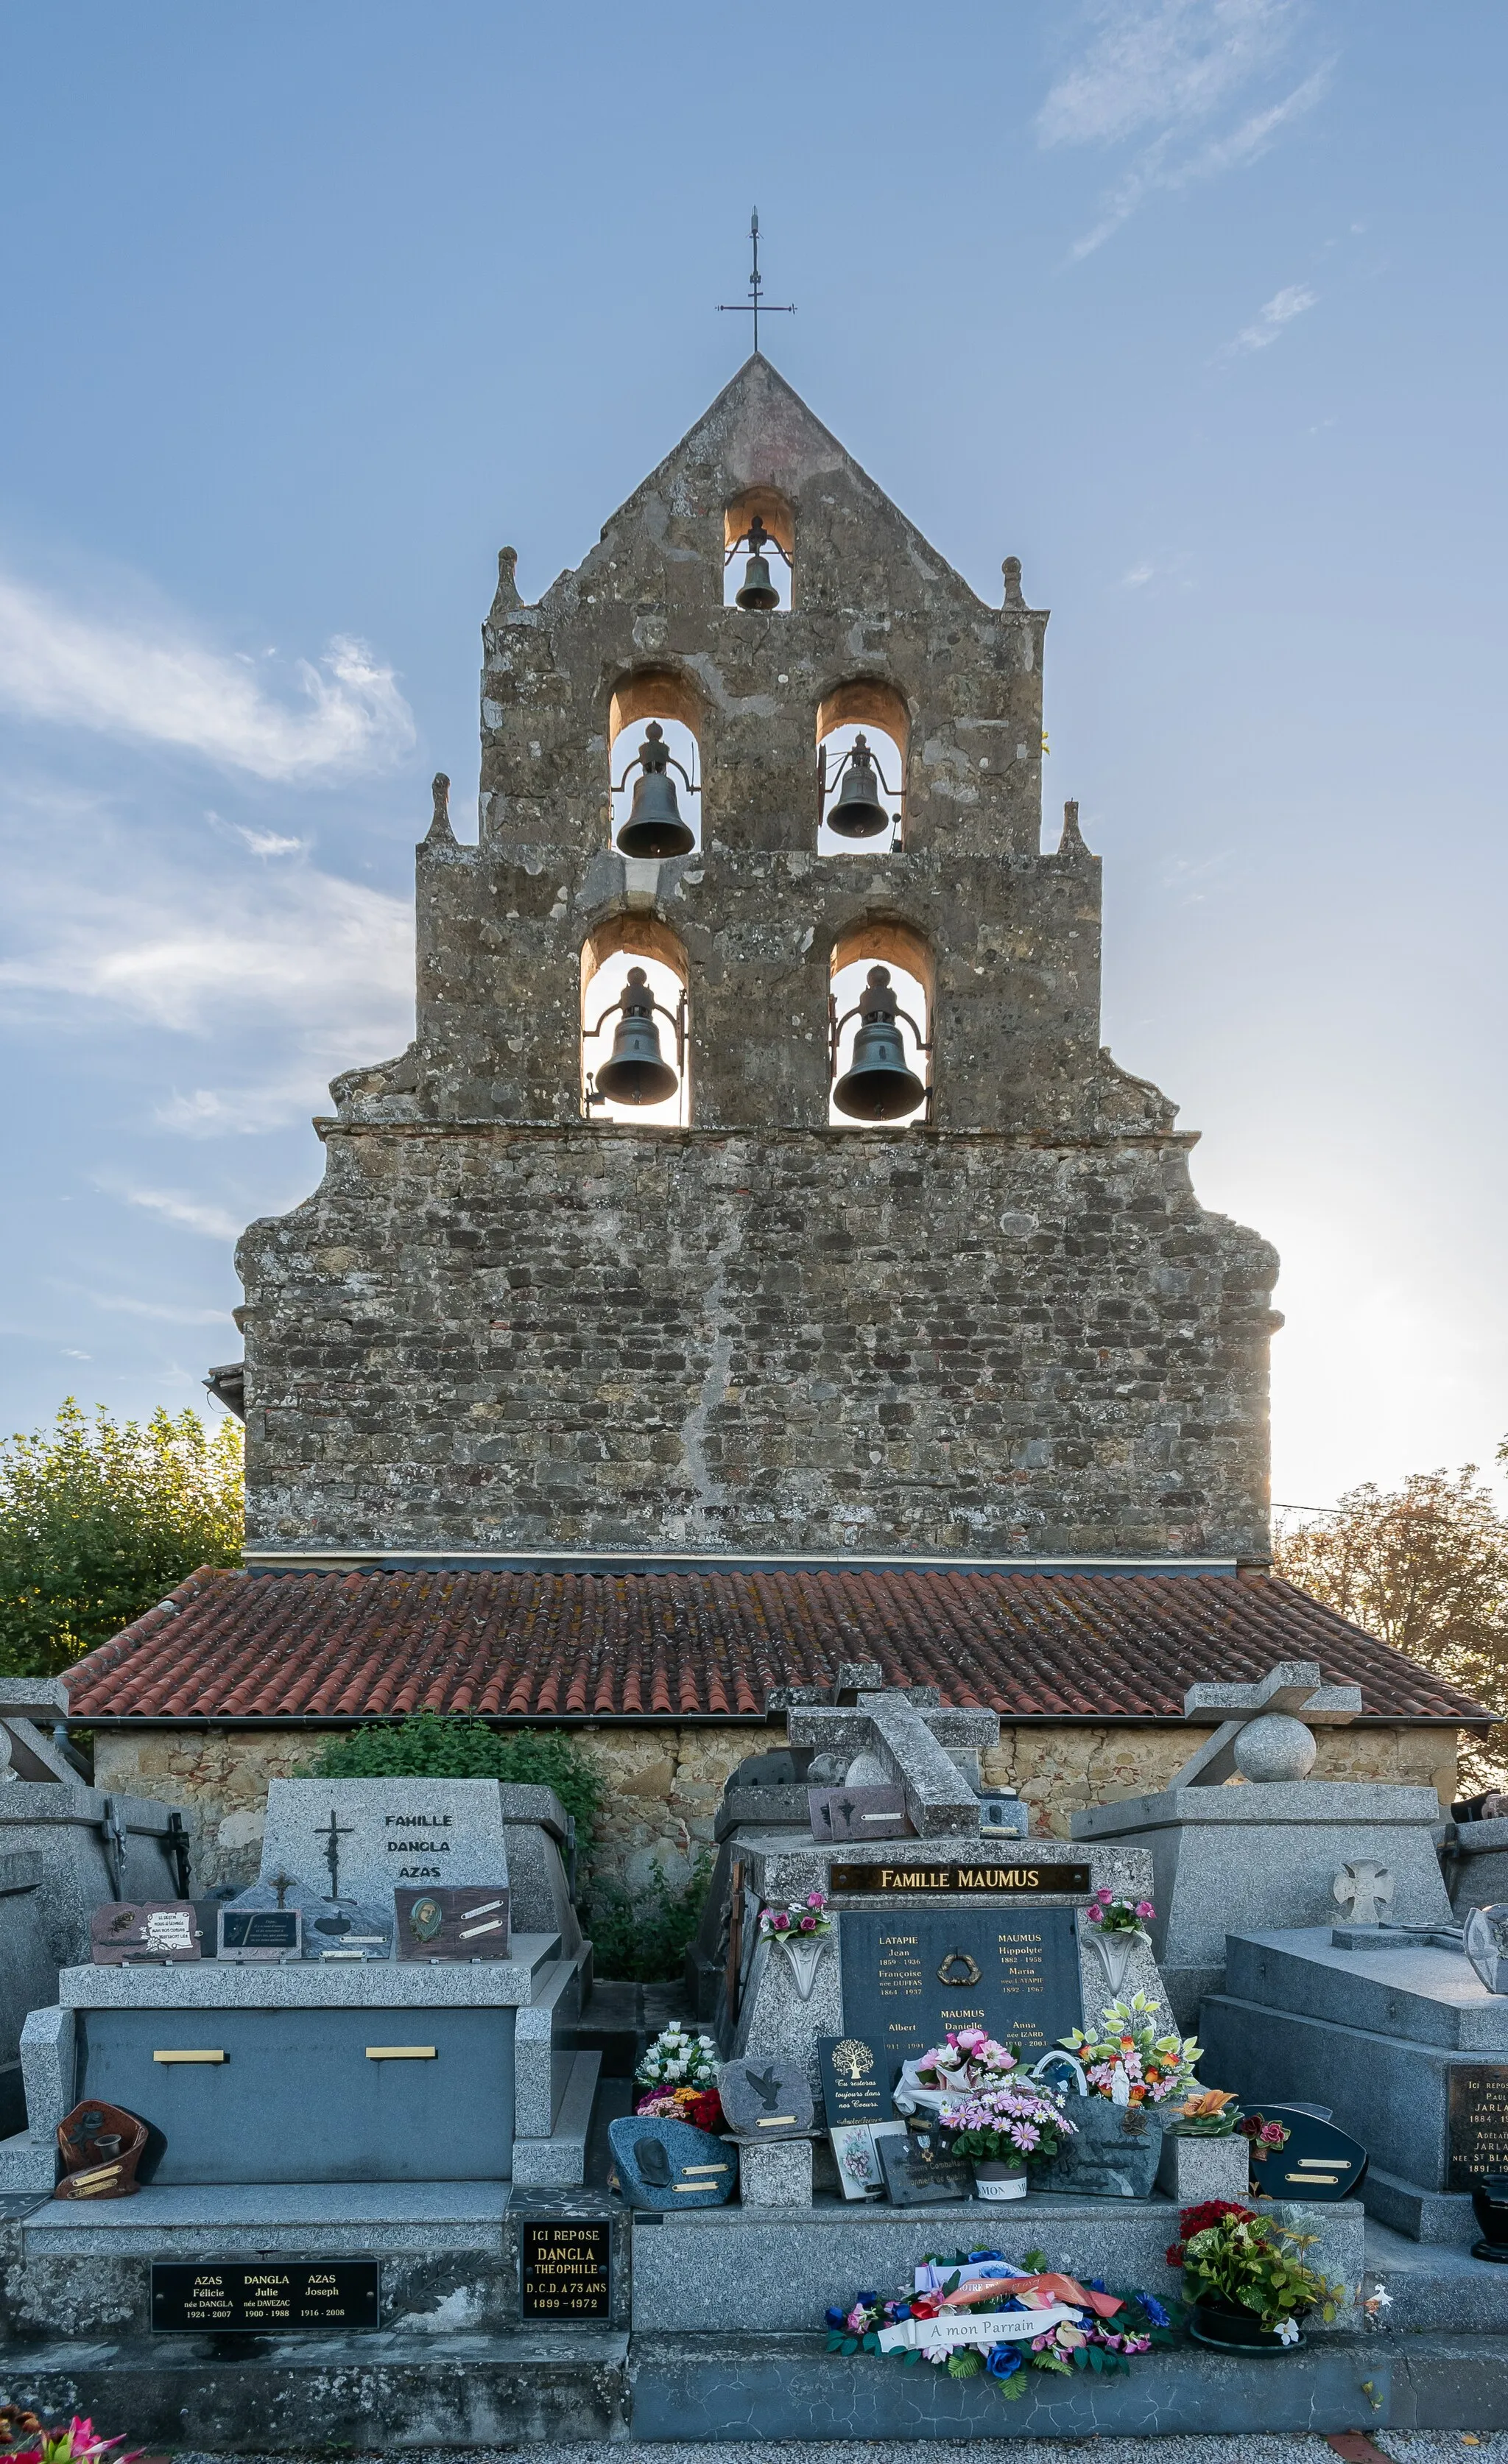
723,488,794,612
607,671,704,859
581,916,691,1126
827,921,932,1128
816,680,910,855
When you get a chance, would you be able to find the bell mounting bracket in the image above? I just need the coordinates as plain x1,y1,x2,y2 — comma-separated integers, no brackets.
817,738,902,843
828,991,931,1088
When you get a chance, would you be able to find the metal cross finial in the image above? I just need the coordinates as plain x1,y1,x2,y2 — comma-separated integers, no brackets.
719,207,794,356
317,1809,356,1903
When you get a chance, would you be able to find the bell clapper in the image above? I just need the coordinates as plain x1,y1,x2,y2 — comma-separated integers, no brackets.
613,722,698,859
830,966,929,1122
583,966,687,1110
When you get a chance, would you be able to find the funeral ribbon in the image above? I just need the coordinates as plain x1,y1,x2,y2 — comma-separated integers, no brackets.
938,2272,1124,2320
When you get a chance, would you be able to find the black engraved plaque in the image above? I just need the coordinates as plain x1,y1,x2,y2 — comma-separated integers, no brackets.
152,2259,378,2332
817,2034,895,2127
831,1861,1091,1897
840,1907,1084,2064
520,2220,612,2318
1448,2066,1508,2189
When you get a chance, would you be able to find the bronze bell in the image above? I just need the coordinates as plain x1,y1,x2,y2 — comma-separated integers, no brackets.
832,968,926,1121
735,515,781,612
616,722,695,859
593,969,679,1105
827,734,889,839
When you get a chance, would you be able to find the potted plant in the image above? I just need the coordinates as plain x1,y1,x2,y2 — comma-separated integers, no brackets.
757,1889,833,1999
937,2080,1078,2200
1083,1890,1157,1996
1169,2200,1342,2351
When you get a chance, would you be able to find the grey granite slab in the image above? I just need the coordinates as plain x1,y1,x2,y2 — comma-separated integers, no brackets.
1074,1785,1454,2027
19,2005,73,2141
0,2130,57,2194
510,2051,600,2187
1199,1988,1495,2200
22,2178,513,2256
736,2138,814,2205
514,1953,588,2136
56,1932,560,2008
258,1776,512,1910
627,2195,1364,2333
1223,1928,1508,2050
1155,2132,1251,2205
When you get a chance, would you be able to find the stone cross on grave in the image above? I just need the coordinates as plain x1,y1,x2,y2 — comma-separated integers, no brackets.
1171,1661,1364,1789
1333,1860,1395,1926
775,1675,999,1838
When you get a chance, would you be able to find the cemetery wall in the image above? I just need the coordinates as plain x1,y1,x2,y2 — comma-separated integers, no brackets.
91,1717,1456,1895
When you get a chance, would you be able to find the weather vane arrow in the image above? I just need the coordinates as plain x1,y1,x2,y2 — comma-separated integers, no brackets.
719,208,794,355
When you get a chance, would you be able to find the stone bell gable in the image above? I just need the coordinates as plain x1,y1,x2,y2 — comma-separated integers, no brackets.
236,354,1280,1560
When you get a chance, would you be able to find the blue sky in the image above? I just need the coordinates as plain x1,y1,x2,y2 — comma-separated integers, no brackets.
0,0,1503,1512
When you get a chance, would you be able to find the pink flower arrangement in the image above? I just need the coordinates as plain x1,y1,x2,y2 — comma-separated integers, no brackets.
1085,1890,1156,1932
758,1888,831,1942
10,2421,140,2464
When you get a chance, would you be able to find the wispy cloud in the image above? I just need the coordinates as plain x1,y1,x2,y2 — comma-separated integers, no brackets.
52,1285,233,1326
111,1186,244,1242
1040,1,1332,258
0,782,414,1133
1225,281,1317,353
0,570,415,780
208,811,305,858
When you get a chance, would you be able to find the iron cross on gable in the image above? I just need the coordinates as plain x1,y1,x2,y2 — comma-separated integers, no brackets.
317,1809,356,1902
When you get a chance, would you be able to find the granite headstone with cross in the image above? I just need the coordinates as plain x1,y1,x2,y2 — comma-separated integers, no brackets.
722,1689,1171,2209
239,1780,513,1960
1071,1661,1456,2024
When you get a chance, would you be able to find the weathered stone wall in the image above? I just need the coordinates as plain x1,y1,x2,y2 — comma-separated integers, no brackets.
92,1720,1456,1895
240,1125,1277,1557
234,353,1280,1562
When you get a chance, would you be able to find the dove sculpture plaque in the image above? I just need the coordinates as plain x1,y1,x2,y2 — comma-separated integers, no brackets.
718,2055,814,2142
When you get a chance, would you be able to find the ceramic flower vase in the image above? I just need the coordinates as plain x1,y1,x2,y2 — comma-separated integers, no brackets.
1091,1925,1149,1999
777,1932,829,2002
972,2158,1029,2202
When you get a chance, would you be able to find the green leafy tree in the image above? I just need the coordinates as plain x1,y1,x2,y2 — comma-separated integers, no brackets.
1275,1458,1508,1789
0,1399,244,1676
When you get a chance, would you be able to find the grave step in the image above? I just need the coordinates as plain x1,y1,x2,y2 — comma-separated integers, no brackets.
0,2328,629,2451
625,2328,1508,2440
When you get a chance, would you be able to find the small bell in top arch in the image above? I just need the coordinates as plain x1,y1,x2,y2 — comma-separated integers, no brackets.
832,968,926,1121
593,969,680,1106
735,515,781,611
616,723,695,859
826,735,892,839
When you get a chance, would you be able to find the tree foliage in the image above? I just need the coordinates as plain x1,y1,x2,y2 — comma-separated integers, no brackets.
1274,1454,1508,1788
0,1399,244,1677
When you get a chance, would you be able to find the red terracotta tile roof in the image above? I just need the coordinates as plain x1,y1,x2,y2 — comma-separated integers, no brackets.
63,1565,1492,1725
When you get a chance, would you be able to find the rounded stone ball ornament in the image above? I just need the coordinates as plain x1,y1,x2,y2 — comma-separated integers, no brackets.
1232,1713,1317,1783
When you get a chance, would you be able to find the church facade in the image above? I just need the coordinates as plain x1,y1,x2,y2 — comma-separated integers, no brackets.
71,361,1487,1891
238,356,1279,1566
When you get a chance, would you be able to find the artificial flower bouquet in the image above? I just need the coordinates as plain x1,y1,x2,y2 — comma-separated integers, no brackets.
894,2026,1023,2118
2,2420,139,2464
1167,2201,1342,2347
1084,1890,1156,1935
757,1889,831,1940
1059,1993,1202,2106
633,2021,720,2107
825,2246,1176,2396
1168,2088,1243,2139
